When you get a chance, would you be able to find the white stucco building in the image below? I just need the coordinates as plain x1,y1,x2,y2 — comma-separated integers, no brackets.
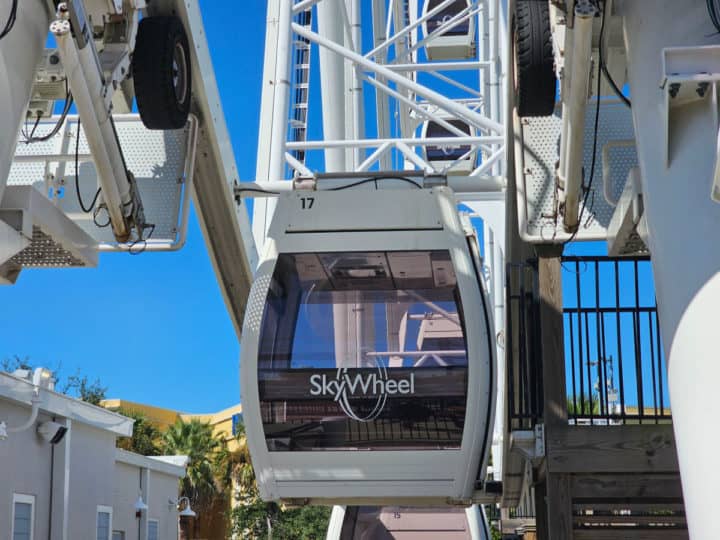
0,369,188,540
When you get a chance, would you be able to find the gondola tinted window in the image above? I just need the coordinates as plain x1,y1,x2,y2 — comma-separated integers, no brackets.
426,0,471,37
426,119,473,162
258,251,469,451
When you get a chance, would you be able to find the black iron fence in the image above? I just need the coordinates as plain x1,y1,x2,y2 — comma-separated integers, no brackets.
506,260,543,431
563,256,670,425
506,255,671,429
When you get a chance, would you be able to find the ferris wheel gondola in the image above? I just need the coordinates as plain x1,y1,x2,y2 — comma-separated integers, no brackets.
422,0,476,61
240,186,496,505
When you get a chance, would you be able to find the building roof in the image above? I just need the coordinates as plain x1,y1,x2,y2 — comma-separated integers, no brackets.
0,371,133,436
115,448,188,477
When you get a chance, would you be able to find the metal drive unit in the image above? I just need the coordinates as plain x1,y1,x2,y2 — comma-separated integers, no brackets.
240,187,495,505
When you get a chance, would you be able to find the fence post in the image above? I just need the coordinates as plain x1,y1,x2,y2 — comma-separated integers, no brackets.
536,245,572,540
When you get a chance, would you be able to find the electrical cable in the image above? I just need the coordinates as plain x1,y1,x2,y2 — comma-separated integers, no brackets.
563,0,606,245
73,120,101,213
326,176,422,191
235,176,422,198
128,224,155,255
708,0,720,33
601,63,631,108
0,0,17,41
23,81,74,144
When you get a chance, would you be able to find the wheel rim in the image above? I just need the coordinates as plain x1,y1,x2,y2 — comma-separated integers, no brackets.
172,41,188,104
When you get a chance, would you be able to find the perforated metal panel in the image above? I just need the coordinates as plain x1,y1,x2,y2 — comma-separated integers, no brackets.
517,101,637,241
8,114,196,249
10,226,86,267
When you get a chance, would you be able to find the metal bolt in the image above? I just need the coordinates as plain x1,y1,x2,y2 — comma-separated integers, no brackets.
524,167,533,175
49,54,60,65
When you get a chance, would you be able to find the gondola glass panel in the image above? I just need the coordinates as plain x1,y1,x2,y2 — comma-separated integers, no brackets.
258,251,468,452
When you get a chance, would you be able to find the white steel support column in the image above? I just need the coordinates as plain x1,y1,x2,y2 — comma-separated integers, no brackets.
317,0,347,172
558,2,596,232
0,0,49,204
370,0,392,169
344,0,364,169
623,2,720,537
253,0,293,248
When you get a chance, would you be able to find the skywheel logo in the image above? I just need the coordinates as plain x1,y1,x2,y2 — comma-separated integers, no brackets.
308,365,416,422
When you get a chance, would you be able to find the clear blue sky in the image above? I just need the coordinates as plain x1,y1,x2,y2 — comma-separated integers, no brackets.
0,4,268,413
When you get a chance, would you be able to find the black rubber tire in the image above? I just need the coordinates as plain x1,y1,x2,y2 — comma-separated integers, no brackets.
132,16,191,130
514,0,556,117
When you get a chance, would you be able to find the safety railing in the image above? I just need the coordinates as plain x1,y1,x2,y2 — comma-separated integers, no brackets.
506,260,543,431
506,255,671,430
563,256,670,425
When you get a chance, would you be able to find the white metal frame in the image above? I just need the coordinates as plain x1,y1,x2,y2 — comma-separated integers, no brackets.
8,114,198,252
11,493,36,540
240,188,495,505
252,0,507,249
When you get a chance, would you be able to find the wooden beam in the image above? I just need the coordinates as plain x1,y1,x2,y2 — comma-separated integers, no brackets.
535,248,573,540
570,473,684,499
536,248,567,429
534,479,549,540
547,425,679,473
573,530,688,540
547,473,573,540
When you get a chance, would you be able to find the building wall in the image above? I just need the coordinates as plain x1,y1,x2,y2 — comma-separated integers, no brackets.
113,461,141,540
112,461,181,540
102,399,243,452
66,421,118,539
0,399,53,540
146,470,181,540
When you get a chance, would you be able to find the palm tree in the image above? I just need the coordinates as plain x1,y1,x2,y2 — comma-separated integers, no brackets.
163,418,227,538
230,422,256,498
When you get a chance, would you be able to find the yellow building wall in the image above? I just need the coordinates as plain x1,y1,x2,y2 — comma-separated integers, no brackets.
101,399,243,451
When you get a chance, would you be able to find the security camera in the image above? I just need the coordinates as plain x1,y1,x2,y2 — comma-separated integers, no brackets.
37,421,68,444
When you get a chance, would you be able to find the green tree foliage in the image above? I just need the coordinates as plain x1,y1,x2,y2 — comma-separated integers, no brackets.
116,409,162,456
567,393,600,416
162,418,226,508
271,506,332,540
229,421,331,539
162,418,231,538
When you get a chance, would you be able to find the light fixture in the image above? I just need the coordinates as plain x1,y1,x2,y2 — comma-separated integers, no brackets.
37,421,68,444
0,422,7,441
170,497,196,518
134,496,148,512
135,495,148,519
32,367,55,390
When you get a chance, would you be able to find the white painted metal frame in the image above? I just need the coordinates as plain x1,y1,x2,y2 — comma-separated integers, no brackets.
240,188,495,505
252,0,507,249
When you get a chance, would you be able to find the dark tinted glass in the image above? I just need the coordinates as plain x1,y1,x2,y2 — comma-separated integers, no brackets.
426,0,470,37
426,119,473,161
258,251,468,451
